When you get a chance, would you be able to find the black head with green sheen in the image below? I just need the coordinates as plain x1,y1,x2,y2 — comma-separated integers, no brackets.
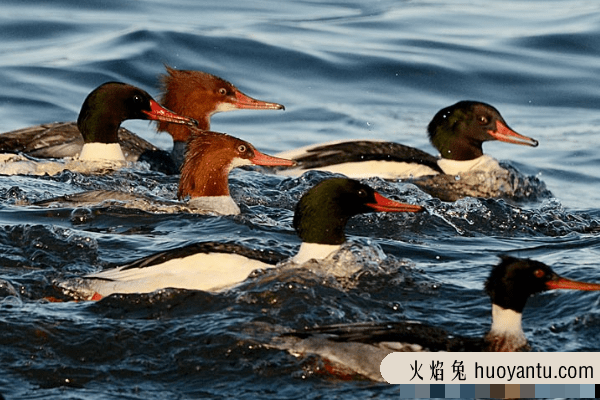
485,256,600,313
428,101,538,161
77,82,196,143
293,178,424,245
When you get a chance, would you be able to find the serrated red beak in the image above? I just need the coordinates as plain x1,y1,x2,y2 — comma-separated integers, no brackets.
488,120,538,147
143,99,198,126
366,192,424,213
251,149,296,166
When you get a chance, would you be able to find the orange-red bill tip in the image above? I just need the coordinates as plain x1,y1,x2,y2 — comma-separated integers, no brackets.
488,120,538,147
367,192,425,213
144,99,198,126
546,276,600,291
251,149,296,167
234,91,285,110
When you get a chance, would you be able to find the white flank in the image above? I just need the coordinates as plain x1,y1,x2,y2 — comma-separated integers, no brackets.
0,154,125,176
276,161,440,179
291,242,341,264
277,142,505,179
85,252,274,296
78,143,126,162
187,196,240,215
275,140,440,179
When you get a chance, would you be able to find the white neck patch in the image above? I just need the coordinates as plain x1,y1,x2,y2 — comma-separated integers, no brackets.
187,196,240,215
489,304,525,338
79,143,126,162
292,242,341,265
437,154,502,175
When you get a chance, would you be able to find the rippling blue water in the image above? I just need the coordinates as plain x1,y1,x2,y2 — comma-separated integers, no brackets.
1,1,600,398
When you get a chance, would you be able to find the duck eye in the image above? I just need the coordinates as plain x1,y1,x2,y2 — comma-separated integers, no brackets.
219,88,227,95
357,189,367,198
477,115,489,125
533,269,545,278
132,94,144,104
238,144,247,153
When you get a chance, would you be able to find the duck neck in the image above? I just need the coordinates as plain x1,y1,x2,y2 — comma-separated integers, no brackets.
187,196,240,215
171,141,187,169
79,142,126,162
484,304,528,351
436,154,501,175
166,116,209,143
178,156,232,199
432,132,484,161
78,107,121,144
294,204,350,246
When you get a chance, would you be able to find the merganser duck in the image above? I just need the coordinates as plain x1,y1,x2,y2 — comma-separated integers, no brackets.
36,131,295,215
56,178,424,300
275,101,538,180
268,256,600,381
0,67,284,173
0,82,196,175
153,66,285,169
177,130,295,214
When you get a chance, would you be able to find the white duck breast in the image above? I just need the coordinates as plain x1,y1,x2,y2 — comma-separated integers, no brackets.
78,142,126,162
485,304,527,350
186,196,241,215
437,154,503,175
291,242,343,264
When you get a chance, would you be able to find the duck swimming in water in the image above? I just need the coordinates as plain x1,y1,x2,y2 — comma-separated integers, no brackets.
274,101,542,200
0,67,284,174
0,82,196,175
56,178,423,300
268,256,600,381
